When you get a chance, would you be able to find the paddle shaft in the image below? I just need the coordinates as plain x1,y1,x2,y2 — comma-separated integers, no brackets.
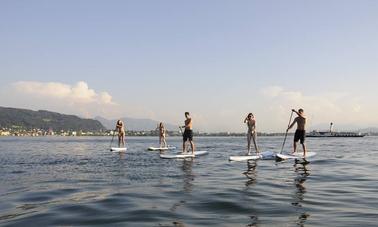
109,128,117,148
280,111,294,154
178,126,184,136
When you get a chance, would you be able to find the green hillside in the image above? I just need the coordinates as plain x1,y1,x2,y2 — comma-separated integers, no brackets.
0,107,105,131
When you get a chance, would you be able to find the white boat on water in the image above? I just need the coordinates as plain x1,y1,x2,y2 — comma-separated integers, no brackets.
307,123,365,137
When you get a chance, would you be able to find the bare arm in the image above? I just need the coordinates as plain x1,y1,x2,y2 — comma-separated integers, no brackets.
185,118,192,127
292,109,301,116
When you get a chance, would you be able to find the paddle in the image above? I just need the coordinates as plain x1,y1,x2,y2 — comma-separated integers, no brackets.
280,111,294,154
178,126,184,135
109,129,116,150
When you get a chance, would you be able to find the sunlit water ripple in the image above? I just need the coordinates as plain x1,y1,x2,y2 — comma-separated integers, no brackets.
0,136,377,226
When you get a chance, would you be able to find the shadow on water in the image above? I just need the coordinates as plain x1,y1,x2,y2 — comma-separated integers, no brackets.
292,162,311,226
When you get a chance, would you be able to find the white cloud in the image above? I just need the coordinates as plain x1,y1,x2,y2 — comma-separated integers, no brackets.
259,85,371,130
13,81,71,98
12,81,115,105
260,85,284,98
6,81,118,119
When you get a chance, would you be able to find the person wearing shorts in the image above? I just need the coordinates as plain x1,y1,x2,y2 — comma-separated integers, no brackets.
287,109,307,156
294,129,305,145
182,112,195,154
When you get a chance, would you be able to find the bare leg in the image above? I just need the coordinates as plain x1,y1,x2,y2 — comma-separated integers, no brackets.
163,136,167,147
302,143,306,156
293,141,297,154
252,132,259,154
120,134,125,147
182,141,186,153
190,141,195,154
247,133,251,155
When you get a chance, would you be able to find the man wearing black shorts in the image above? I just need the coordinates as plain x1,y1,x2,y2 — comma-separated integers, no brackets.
287,109,307,156
182,112,195,154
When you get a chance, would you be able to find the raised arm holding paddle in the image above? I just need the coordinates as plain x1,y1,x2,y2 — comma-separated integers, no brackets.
287,109,307,156
182,112,195,154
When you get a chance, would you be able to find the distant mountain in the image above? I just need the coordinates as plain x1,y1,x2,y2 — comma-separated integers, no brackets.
0,106,105,131
95,116,178,131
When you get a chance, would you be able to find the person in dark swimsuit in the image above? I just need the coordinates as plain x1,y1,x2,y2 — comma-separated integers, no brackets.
287,109,307,156
182,112,195,154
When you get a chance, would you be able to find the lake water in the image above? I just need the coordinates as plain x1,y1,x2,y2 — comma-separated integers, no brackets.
0,136,377,227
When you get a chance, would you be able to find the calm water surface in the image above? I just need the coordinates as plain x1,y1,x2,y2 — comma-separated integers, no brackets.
0,136,377,226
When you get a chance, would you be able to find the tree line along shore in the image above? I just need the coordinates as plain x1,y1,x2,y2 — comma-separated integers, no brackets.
0,127,295,137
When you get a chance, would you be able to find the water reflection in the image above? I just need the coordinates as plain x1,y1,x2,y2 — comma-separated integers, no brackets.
243,160,258,187
168,159,194,226
292,162,310,226
241,160,259,227
182,159,194,193
247,215,258,227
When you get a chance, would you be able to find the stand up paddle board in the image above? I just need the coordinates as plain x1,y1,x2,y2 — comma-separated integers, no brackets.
276,151,316,160
160,150,208,159
110,147,127,152
229,151,276,161
148,146,176,151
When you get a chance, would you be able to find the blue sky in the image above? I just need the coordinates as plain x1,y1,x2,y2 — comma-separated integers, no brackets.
1,1,378,132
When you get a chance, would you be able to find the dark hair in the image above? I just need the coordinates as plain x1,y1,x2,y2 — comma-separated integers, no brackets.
248,113,253,117
185,112,189,116
298,109,304,113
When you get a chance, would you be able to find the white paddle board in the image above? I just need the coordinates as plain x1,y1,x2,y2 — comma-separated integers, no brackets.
229,155,260,161
160,150,208,159
229,151,276,161
110,147,127,152
276,151,316,160
148,146,176,151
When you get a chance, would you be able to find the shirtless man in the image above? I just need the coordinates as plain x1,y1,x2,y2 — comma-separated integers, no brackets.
116,120,125,147
182,112,195,154
287,109,307,156
157,122,167,148
244,113,259,155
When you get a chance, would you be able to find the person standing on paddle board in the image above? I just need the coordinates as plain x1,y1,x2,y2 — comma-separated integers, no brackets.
182,112,195,154
287,109,307,156
116,120,125,147
156,122,167,148
244,113,259,155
